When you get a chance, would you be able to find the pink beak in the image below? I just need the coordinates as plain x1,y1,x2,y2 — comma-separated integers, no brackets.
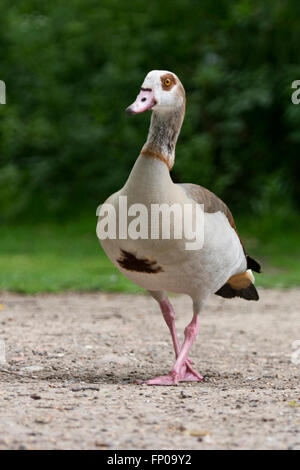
126,89,156,115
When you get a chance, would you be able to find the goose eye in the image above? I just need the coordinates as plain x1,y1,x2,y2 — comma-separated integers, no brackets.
164,78,171,87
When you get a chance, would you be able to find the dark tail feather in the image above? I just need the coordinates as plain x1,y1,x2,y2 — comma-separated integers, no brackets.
215,282,259,301
246,255,261,273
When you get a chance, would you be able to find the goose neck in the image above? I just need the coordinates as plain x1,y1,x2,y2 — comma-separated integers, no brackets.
141,105,185,170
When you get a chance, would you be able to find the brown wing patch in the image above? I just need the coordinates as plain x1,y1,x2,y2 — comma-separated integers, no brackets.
161,73,177,91
117,250,163,273
178,183,235,228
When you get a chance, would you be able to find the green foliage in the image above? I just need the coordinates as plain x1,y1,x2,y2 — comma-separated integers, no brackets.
0,0,300,221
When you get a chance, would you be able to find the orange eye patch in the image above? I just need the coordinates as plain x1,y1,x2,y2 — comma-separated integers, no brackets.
161,73,176,90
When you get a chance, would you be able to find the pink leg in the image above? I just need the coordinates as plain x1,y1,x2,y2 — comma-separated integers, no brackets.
146,311,203,386
159,299,181,358
171,314,202,381
159,299,193,365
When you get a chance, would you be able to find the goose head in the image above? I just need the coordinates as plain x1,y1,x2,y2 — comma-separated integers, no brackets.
126,70,185,115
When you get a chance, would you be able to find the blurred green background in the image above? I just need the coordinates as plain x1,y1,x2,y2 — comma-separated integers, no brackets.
0,0,299,293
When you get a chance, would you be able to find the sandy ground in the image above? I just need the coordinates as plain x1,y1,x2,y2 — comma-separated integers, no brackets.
0,289,299,450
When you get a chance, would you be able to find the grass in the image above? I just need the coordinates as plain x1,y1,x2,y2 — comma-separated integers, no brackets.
238,214,300,289
0,215,299,294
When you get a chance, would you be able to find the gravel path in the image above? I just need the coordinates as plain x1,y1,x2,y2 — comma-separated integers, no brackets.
0,289,299,450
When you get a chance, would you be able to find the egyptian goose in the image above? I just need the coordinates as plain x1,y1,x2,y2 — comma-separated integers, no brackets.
98,70,261,386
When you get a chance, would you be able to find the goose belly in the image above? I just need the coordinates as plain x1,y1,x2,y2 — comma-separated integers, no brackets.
100,210,246,298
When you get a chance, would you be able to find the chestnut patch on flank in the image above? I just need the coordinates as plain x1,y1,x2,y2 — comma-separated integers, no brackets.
215,271,259,301
227,271,253,290
117,250,163,273
161,73,176,91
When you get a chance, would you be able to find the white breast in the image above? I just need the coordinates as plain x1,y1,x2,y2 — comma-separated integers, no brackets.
99,158,245,300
